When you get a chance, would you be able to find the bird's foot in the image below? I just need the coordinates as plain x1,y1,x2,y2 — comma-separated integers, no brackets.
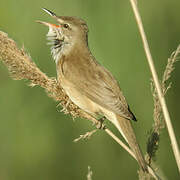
96,116,106,129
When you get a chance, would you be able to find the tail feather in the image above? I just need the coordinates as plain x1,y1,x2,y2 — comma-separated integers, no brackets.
115,115,148,172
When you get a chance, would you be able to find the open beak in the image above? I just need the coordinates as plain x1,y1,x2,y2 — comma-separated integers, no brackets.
42,8,57,17
36,20,60,28
36,8,60,28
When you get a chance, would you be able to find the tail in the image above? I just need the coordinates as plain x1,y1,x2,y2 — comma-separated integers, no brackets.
115,115,148,172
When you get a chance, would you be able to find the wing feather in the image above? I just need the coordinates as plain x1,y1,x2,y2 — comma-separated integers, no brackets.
63,55,135,120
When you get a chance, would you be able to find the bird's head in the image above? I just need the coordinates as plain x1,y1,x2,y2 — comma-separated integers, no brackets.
37,8,89,63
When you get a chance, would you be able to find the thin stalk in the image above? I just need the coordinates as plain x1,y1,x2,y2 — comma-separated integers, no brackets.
129,0,180,172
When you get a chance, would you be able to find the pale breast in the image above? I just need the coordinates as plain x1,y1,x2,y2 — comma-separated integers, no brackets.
62,77,100,115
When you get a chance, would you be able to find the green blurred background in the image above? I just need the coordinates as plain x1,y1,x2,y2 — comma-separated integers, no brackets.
0,0,180,179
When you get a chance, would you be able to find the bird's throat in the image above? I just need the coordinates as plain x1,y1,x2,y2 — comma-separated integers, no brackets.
46,27,89,65
46,26,71,64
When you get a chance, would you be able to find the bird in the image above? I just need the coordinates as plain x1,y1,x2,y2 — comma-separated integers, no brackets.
37,8,148,172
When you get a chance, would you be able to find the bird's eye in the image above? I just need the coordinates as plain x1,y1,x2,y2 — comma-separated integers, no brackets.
63,24,69,29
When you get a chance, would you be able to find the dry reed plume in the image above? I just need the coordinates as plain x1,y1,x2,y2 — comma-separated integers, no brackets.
147,45,180,165
130,0,180,176
0,31,100,122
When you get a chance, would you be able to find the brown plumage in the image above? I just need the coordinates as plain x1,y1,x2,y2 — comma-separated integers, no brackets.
39,8,148,172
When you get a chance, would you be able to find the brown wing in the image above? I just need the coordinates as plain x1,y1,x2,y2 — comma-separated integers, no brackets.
63,54,136,120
